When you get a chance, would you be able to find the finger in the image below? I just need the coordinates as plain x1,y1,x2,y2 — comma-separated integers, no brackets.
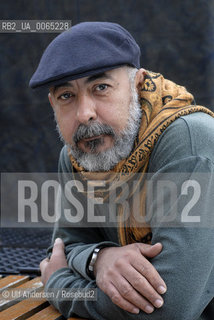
106,282,141,314
122,266,164,309
131,255,167,294
114,275,155,314
138,242,163,258
40,258,49,272
51,238,65,258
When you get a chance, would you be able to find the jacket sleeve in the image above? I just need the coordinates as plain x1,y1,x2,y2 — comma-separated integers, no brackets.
46,145,120,281
45,113,214,320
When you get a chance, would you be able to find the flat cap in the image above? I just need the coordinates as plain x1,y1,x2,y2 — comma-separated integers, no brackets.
29,21,141,89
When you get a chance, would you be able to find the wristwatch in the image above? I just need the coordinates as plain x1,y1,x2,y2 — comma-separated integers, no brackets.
88,247,103,277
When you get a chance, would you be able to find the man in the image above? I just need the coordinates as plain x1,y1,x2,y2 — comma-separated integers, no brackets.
29,22,214,319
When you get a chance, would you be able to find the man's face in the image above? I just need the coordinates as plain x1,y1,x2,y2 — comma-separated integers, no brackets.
49,67,143,171
49,67,132,149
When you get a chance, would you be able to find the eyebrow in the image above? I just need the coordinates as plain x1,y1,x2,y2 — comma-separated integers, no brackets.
85,72,114,83
51,72,114,94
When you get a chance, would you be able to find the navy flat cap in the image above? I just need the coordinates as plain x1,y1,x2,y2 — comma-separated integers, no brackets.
29,21,141,89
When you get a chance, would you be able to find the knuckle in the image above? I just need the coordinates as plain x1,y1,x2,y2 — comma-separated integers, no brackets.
144,287,158,301
142,264,150,275
132,277,144,288
123,305,136,313
106,267,117,277
151,293,160,303
132,242,140,249
144,268,159,285
131,243,141,251
123,249,135,261
111,293,121,304
120,286,133,298
114,258,125,268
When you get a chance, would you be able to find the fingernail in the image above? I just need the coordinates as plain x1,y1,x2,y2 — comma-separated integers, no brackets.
145,305,154,313
54,238,62,244
155,299,163,308
132,308,140,314
158,285,167,294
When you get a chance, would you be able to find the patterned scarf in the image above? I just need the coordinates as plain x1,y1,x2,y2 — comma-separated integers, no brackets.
68,70,214,245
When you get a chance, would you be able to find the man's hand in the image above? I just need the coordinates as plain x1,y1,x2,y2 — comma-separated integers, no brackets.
94,243,167,315
40,238,68,285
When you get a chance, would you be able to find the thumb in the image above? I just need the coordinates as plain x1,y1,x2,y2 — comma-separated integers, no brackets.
52,238,65,258
138,242,163,258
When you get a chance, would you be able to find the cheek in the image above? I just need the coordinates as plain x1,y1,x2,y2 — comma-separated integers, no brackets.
55,110,76,144
99,97,130,132
116,102,129,127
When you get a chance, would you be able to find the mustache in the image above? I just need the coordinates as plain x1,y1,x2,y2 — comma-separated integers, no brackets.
73,122,115,144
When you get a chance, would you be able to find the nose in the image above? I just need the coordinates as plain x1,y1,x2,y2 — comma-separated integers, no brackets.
76,94,97,124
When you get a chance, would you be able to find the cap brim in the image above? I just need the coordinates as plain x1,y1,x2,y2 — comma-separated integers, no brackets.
29,63,128,89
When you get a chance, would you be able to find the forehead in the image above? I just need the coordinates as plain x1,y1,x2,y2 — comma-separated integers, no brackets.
50,67,128,93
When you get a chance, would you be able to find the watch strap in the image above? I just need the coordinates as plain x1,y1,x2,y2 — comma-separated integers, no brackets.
87,247,103,277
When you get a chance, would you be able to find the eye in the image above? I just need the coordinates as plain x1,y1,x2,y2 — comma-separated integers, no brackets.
58,92,73,100
95,84,109,91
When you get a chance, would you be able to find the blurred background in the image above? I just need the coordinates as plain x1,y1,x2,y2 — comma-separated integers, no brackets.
1,0,214,172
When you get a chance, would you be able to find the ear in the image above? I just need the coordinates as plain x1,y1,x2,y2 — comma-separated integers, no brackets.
135,68,146,92
48,92,55,110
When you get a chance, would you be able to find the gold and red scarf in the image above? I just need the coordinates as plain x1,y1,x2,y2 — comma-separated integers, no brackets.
68,71,214,245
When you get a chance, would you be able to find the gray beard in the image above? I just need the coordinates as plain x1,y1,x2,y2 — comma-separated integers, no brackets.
56,86,142,172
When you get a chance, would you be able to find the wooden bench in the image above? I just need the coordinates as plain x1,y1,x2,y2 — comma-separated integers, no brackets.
0,275,88,320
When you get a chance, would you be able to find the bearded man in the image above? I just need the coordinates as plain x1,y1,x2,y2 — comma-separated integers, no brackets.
29,22,214,320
